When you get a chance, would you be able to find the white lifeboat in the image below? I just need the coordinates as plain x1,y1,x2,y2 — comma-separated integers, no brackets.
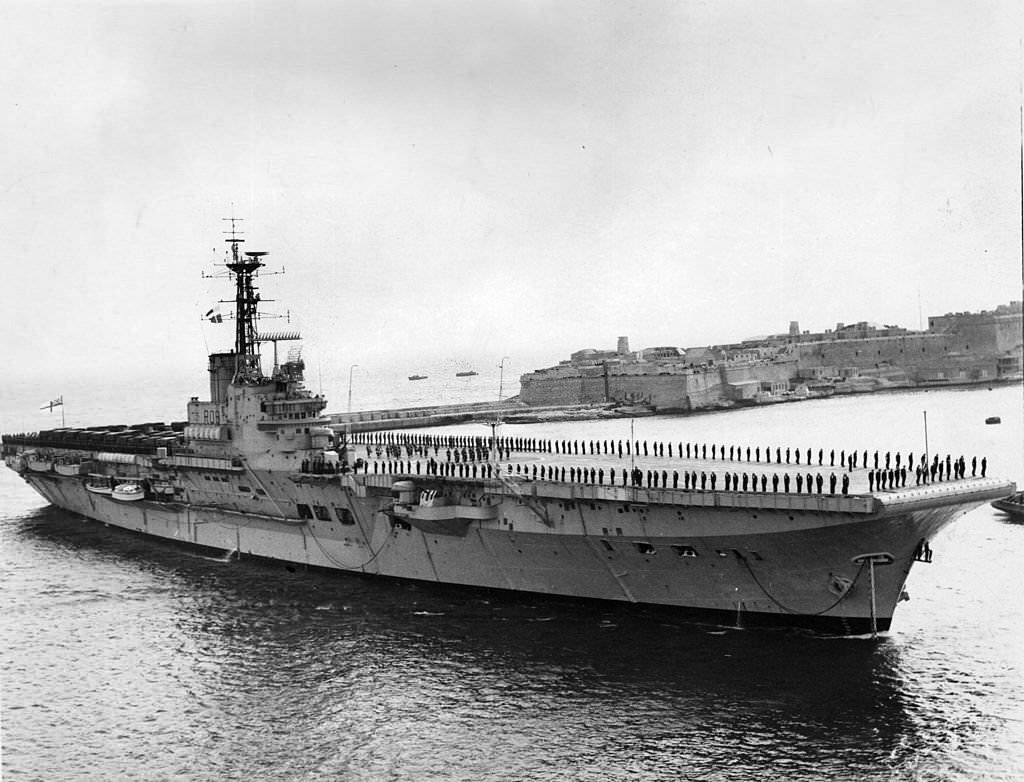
111,483,145,502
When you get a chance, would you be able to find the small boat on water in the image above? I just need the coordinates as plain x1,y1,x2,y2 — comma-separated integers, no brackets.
408,375,427,381
991,492,1024,519
455,370,478,377
985,416,1001,424
112,483,144,502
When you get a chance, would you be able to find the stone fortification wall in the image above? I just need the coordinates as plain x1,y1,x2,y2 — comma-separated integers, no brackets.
519,306,1022,410
941,317,1022,355
607,368,727,411
720,360,795,386
794,334,957,378
520,374,589,406
522,365,729,411
678,369,723,409
607,372,688,409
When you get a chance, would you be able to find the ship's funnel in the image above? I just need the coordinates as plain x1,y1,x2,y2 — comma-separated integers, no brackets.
208,352,236,403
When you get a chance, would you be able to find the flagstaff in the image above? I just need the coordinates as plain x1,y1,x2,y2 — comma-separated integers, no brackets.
40,396,64,427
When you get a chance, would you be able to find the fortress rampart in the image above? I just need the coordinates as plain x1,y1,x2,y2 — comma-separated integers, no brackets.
519,303,1023,410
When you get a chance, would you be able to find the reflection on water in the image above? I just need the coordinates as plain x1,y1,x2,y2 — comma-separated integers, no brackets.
5,504,1014,782
2,384,1023,781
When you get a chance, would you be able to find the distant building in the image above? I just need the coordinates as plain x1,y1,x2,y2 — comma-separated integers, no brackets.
518,301,1023,410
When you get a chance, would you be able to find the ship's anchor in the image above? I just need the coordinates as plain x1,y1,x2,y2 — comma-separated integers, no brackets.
851,552,895,638
828,573,854,598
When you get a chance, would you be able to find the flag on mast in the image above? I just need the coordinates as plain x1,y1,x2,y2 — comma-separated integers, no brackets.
40,396,63,412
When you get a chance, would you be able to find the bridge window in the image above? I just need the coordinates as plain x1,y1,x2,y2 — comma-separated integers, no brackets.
296,503,314,519
635,542,656,555
313,504,330,521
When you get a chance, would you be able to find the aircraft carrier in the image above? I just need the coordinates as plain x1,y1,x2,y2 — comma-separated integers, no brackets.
2,226,1013,635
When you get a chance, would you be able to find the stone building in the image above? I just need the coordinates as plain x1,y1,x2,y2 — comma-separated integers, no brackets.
518,302,1022,410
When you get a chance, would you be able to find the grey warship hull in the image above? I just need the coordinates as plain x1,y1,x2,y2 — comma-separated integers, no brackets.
3,223,1013,635
8,454,1011,635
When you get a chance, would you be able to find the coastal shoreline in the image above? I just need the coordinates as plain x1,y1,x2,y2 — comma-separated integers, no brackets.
329,376,1023,433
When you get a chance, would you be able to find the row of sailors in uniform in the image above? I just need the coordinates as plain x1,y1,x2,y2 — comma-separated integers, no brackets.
365,440,988,485
366,455,984,493
361,435,986,482
372,458,858,494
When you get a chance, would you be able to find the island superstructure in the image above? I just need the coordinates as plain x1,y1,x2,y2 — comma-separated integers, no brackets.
2,225,1014,635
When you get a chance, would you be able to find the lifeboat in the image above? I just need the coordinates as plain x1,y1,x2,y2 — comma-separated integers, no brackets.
26,453,53,472
54,458,83,476
112,483,145,502
85,475,113,495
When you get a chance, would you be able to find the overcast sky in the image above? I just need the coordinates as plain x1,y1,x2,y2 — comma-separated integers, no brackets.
1,0,1021,395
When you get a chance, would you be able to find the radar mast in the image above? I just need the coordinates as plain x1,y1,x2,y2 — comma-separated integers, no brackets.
222,217,267,383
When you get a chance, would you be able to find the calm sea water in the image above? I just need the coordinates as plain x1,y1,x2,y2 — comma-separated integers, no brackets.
2,377,1023,781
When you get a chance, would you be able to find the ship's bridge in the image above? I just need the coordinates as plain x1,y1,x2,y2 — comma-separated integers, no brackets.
256,393,328,431
260,397,326,419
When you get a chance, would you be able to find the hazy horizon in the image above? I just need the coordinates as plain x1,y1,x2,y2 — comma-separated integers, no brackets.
2,1,1021,393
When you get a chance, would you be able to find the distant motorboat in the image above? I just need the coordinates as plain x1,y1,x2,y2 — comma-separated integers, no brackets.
991,492,1024,520
408,375,427,381
455,370,478,377
985,416,1001,424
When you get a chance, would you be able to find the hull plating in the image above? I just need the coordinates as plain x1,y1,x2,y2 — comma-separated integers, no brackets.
22,470,1005,633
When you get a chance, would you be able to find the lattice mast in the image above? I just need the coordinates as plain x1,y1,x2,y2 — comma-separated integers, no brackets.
222,218,267,383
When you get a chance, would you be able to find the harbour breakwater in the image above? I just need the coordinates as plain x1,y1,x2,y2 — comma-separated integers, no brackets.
327,302,1021,427
327,373,1019,434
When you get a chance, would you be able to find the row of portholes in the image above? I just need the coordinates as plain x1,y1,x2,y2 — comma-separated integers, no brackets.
598,540,764,561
